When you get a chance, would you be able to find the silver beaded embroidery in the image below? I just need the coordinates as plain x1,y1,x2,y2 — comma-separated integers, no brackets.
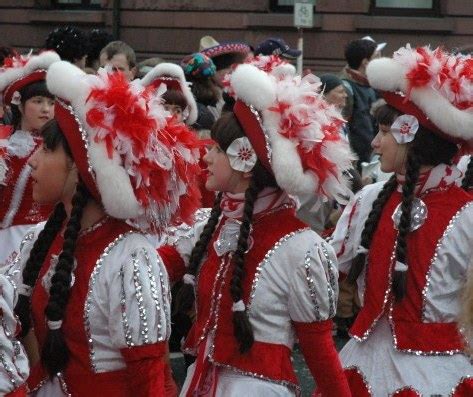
119,266,134,347
0,352,17,387
247,228,310,313
249,105,273,167
421,202,472,322
0,161,32,228
320,243,337,318
4,230,35,289
57,99,95,176
157,256,171,339
304,249,322,321
132,251,150,345
389,385,421,397
392,197,428,232
83,231,136,372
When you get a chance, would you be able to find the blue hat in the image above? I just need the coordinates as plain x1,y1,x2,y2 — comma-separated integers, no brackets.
254,37,301,59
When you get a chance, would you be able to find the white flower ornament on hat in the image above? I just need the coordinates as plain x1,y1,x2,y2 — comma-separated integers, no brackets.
10,91,21,106
391,114,419,144
226,137,257,172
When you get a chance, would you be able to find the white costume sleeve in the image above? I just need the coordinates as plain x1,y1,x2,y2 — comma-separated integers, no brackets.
0,274,29,394
165,208,213,266
288,234,339,323
106,235,171,349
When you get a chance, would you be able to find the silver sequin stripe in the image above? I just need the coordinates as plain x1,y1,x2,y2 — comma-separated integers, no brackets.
0,352,17,388
131,251,150,345
1,314,24,380
450,376,473,396
320,243,337,318
388,385,421,397
56,99,95,176
119,266,134,347
304,249,322,321
247,228,310,313
350,241,398,342
421,201,473,322
84,231,136,372
4,230,35,291
0,161,32,228
249,105,273,167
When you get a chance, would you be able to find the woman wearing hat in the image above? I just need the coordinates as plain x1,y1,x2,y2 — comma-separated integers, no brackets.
8,61,202,396
160,56,353,396
0,51,59,271
331,45,473,396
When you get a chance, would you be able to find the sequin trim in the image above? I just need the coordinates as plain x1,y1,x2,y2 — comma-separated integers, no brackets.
84,231,136,372
0,352,17,387
421,202,472,322
450,376,473,396
131,251,150,344
304,248,322,321
79,216,109,237
344,365,372,395
389,386,421,397
119,265,134,347
57,99,95,176
247,227,310,312
0,160,32,228
249,104,273,167
4,230,35,290
156,254,171,339
321,243,337,318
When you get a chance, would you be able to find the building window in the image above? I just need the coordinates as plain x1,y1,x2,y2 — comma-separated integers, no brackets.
53,0,102,8
271,0,316,13
371,0,440,16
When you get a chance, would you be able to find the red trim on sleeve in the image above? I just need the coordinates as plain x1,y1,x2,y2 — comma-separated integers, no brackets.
158,245,187,283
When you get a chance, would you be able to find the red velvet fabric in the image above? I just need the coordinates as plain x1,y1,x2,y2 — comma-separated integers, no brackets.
5,385,27,397
158,244,186,284
343,367,371,397
121,342,167,397
451,377,473,397
351,185,471,352
391,388,421,396
294,320,351,397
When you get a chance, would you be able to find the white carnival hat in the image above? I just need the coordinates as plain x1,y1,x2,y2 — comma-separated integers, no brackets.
0,51,60,106
225,55,355,204
366,44,473,144
140,62,198,125
47,61,202,232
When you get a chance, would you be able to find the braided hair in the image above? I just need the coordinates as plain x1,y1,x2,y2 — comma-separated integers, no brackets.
14,120,91,376
176,112,277,352
348,104,458,301
461,156,473,191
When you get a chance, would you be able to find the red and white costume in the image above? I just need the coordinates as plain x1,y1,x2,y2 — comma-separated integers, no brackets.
161,189,347,396
7,218,171,396
0,271,29,397
0,52,60,269
331,165,473,396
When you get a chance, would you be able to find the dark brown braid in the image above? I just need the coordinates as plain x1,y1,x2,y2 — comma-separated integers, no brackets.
15,203,67,337
392,150,421,300
41,182,89,376
347,175,397,284
231,178,261,353
174,192,223,315
461,156,473,191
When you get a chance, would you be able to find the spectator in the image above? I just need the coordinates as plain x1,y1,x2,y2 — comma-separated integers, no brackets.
254,37,301,59
341,39,380,166
44,26,88,70
99,40,137,81
85,28,114,72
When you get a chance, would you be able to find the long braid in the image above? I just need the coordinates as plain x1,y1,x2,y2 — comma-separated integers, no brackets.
392,150,421,301
461,156,473,191
347,175,397,284
231,178,260,353
15,203,67,337
174,193,223,315
41,183,89,376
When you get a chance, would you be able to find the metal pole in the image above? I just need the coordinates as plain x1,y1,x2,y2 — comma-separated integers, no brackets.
297,27,303,76
112,0,121,39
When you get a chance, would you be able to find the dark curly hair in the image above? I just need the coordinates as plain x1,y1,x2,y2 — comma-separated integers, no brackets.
15,119,90,376
348,104,458,301
86,28,114,69
45,26,88,63
176,111,278,353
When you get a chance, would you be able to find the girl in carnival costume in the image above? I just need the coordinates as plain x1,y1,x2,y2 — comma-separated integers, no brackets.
331,45,473,396
159,55,354,396
0,51,59,270
7,60,202,396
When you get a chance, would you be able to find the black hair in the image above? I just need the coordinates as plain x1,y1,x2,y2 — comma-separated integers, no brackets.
86,28,114,69
45,26,89,63
462,156,473,191
14,119,89,376
10,81,54,129
176,111,277,353
374,104,401,126
344,39,377,70
163,89,188,110
0,46,16,66
348,105,458,300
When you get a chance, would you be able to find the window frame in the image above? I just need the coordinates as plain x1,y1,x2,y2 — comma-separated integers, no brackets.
370,0,441,17
52,0,102,9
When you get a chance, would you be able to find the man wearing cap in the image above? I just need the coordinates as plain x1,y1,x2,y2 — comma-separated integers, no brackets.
254,37,301,59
